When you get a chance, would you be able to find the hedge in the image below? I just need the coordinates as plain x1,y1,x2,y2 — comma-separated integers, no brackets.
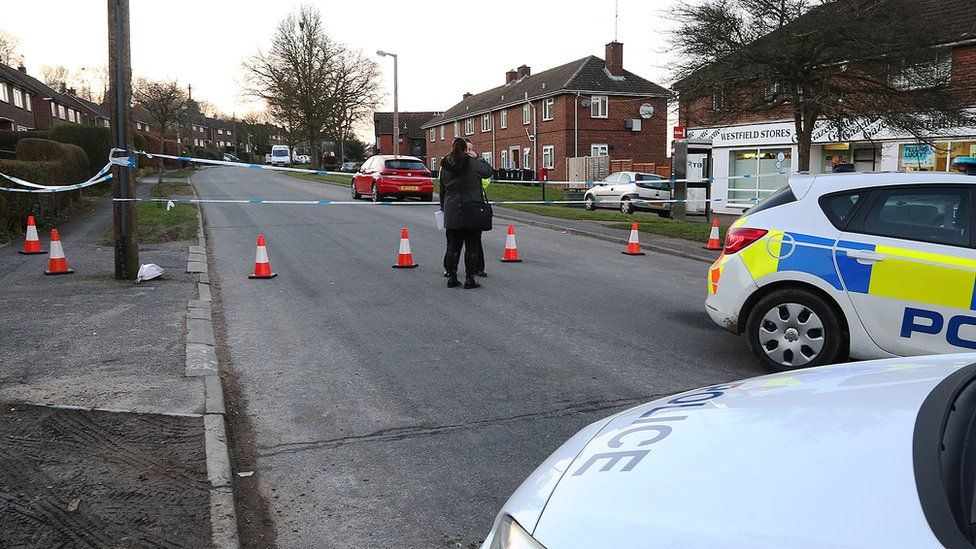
0,159,76,234
49,124,111,177
0,129,50,156
15,139,89,184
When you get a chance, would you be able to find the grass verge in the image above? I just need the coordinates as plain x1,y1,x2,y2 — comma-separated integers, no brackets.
163,168,195,179
100,181,199,245
289,172,353,187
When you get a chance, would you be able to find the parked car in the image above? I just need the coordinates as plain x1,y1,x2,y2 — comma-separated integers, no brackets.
340,161,361,173
351,155,433,202
293,154,311,165
222,153,239,163
583,172,673,217
264,153,272,164
707,170,976,371
482,353,976,549
270,145,291,167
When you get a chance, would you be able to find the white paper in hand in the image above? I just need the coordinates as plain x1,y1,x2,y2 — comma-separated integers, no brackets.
434,210,445,231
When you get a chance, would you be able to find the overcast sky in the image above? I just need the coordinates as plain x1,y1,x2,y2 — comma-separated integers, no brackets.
3,0,679,138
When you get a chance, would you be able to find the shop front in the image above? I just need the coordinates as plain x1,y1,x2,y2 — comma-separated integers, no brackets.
685,118,976,215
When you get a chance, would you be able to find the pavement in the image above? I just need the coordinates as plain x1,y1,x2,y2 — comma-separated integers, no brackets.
194,166,760,548
0,177,220,548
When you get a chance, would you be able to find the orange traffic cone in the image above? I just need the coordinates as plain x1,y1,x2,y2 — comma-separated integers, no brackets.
621,221,645,256
392,227,418,269
500,225,522,263
44,229,73,275
19,216,46,255
248,235,277,279
704,219,722,250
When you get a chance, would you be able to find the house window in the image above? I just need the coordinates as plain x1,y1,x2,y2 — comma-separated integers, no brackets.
430,157,437,171
890,54,952,90
481,113,492,132
13,88,23,108
50,102,57,117
25,94,32,111
68,109,75,123
440,126,445,140
542,98,554,121
542,145,554,169
16,125,28,131
591,95,608,118
453,121,460,137
103,120,110,127
523,104,530,125
430,128,436,142
523,148,531,170
481,151,492,164
59,105,66,119
0,84,8,103
591,144,609,156
500,109,507,129
500,150,509,169
464,118,473,135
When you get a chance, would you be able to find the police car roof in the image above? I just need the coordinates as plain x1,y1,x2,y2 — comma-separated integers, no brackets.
790,170,975,200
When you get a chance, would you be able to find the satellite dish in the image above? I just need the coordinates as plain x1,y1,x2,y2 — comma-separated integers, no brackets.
639,103,654,119
581,99,591,108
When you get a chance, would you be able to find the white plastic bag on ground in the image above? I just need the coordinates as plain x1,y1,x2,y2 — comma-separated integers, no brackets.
136,263,164,283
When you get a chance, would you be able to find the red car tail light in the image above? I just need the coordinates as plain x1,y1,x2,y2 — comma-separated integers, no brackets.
723,227,768,254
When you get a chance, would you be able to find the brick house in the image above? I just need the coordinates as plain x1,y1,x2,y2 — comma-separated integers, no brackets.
675,1,976,215
0,63,92,131
373,111,442,161
421,43,669,181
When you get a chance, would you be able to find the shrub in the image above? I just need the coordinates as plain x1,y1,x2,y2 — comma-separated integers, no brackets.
60,143,91,184
15,138,65,162
49,124,111,176
0,159,76,234
0,129,50,155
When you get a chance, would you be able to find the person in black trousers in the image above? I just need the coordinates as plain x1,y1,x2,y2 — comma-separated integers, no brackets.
439,137,493,289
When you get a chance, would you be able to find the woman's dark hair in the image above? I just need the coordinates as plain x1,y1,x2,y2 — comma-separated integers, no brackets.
449,137,468,165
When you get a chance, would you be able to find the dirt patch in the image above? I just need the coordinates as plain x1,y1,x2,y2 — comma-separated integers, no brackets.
0,404,211,548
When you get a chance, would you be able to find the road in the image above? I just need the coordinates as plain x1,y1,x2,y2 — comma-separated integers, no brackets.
193,167,758,548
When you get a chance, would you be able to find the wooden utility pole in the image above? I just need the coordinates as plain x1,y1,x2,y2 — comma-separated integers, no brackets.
107,0,139,279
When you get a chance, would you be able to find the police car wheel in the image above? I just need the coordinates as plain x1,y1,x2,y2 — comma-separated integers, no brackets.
746,289,843,371
584,195,596,211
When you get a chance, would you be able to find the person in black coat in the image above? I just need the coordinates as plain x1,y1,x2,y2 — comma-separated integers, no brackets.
439,137,493,289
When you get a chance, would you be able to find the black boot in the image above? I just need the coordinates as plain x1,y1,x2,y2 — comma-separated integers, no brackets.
447,273,461,288
443,270,450,278
476,270,488,278
463,276,481,289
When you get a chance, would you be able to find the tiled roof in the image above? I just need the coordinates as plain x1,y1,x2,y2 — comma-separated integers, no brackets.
0,63,90,112
422,56,669,128
374,111,442,137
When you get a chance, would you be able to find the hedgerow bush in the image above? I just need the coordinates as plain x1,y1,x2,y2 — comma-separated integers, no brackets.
0,159,76,234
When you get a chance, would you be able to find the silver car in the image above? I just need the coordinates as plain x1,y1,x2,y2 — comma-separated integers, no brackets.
583,171,672,217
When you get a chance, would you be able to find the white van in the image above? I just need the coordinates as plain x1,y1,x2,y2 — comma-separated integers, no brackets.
270,145,291,167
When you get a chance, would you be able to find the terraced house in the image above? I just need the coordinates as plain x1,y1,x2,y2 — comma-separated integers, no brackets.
0,63,93,131
422,42,670,181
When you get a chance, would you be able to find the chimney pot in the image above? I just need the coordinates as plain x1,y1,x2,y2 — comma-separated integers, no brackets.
17,65,26,73
606,42,624,76
463,92,473,100
506,69,518,84
517,65,531,79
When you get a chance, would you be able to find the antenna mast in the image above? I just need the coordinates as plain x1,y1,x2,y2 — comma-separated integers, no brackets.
614,0,619,41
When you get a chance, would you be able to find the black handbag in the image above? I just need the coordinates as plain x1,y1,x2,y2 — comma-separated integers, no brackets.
459,190,493,231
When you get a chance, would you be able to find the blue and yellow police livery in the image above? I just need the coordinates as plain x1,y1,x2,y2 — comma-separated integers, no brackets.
706,168,976,370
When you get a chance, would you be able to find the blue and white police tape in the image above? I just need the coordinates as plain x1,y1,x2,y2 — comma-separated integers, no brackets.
0,163,114,193
111,196,734,207
125,149,785,187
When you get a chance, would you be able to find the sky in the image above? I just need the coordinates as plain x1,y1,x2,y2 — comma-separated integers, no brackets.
2,0,680,140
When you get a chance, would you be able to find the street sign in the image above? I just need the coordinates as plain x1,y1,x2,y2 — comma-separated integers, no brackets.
673,126,686,139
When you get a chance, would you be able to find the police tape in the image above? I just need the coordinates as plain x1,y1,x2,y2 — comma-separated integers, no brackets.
0,163,114,193
127,149,786,186
111,196,738,207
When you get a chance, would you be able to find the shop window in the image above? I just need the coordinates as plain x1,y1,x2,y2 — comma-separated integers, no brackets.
728,148,791,207
949,141,976,172
823,143,850,172
899,143,949,172
853,147,877,172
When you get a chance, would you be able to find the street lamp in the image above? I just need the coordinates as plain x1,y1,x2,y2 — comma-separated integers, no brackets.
377,50,399,157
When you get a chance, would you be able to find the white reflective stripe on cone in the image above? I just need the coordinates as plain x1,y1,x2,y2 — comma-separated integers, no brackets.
49,240,65,259
399,238,411,255
629,229,639,243
26,224,39,240
505,234,516,249
255,245,269,264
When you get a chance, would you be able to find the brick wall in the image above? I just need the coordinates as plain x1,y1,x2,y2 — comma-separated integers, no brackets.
0,81,36,130
952,44,976,104
426,93,668,181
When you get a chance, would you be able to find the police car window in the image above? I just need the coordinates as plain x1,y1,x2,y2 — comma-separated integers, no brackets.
820,192,863,229
861,187,969,247
745,185,796,215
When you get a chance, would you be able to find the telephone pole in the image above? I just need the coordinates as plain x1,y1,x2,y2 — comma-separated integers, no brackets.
108,0,139,279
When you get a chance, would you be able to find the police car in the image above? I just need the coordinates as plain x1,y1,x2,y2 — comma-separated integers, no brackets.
706,168,976,370
482,354,976,548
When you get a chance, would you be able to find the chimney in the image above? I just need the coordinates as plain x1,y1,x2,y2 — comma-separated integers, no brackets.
463,92,473,100
506,69,518,84
517,65,531,79
606,41,624,77
67,87,77,95
17,65,26,73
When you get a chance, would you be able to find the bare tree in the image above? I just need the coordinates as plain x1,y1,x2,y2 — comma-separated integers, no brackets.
134,78,189,185
0,29,23,66
75,66,109,103
41,65,71,93
326,48,383,162
671,0,976,171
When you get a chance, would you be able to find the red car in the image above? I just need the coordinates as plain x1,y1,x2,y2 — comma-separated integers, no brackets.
351,155,434,202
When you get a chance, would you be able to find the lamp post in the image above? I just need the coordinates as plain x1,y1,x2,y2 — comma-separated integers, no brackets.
377,50,398,157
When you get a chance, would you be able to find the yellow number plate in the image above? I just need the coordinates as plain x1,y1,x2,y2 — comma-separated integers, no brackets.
401,186,419,191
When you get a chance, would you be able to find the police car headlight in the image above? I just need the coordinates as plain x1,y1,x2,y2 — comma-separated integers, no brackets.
489,515,547,549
